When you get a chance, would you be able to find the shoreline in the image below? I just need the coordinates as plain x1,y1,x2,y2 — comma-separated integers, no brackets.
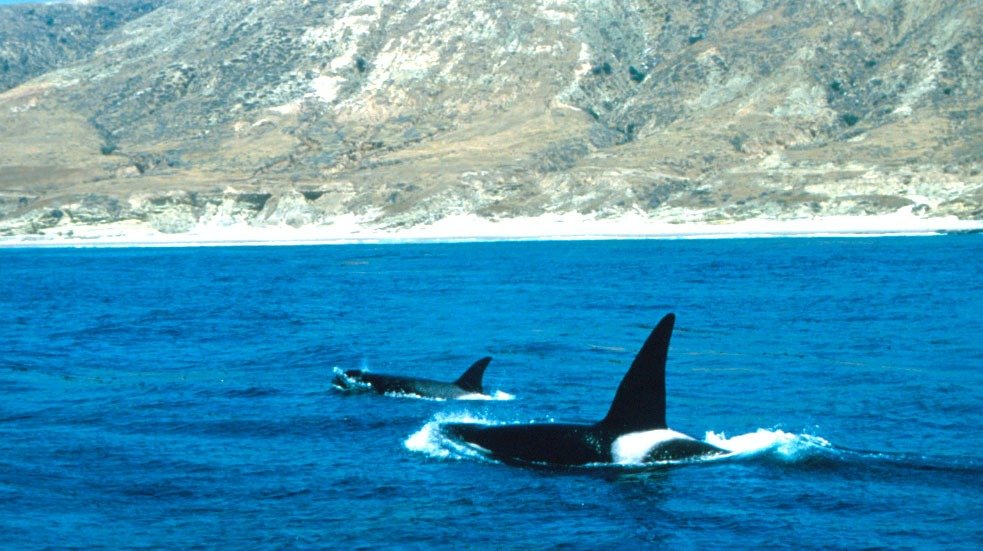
1,210,981,248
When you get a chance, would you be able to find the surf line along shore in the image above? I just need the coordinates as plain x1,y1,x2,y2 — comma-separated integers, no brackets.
1,210,981,248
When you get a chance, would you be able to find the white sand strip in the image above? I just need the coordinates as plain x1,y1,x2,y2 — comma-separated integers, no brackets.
1,209,981,248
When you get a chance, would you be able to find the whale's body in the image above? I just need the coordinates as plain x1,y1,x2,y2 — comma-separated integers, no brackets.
442,314,726,465
333,357,492,400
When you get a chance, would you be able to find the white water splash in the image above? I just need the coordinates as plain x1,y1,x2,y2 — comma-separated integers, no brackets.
611,428,833,466
380,389,513,401
404,412,494,460
330,367,371,391
705,428,832,460
383,390,449,401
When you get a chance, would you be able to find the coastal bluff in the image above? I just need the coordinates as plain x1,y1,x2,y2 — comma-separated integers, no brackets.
1,0,980,240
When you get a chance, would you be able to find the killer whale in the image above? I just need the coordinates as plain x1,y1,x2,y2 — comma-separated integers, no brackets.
441,314,726,465
333,357,493,399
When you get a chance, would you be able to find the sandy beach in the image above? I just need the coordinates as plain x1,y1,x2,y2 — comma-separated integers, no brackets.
1,208,981,248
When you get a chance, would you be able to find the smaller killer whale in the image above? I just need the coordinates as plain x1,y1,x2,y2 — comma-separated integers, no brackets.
442,314,726,466
333,357,493,399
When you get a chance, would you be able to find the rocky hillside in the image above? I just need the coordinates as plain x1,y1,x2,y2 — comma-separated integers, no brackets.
1,0,980,237
0,0,167,93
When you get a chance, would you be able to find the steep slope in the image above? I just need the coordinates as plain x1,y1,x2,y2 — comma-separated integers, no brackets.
1,0,980,237
0,0,167,93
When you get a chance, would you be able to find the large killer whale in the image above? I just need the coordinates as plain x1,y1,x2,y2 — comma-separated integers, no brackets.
441,314,726,466
333,357,493,399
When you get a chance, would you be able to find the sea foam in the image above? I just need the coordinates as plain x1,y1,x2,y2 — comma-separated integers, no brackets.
404,413,495,461
705,428,832,460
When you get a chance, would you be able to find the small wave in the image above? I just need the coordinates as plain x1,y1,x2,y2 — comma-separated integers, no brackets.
381,389,514,402
825,445,983,476
216,386,280,399
404,412,496,461
701,430,982,475
459,390,515,401
382,390,448,402
705,428,833,461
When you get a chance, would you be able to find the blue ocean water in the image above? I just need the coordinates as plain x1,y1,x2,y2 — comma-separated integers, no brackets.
1,236,981,549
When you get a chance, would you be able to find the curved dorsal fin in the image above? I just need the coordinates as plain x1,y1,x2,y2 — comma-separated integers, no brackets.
454,356,492,393
597,313,674,434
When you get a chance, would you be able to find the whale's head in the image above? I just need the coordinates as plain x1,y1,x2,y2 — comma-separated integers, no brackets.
332,369,368,390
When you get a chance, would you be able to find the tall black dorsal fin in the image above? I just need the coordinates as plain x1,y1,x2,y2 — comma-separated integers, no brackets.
454,357,492,393
597,313,674,433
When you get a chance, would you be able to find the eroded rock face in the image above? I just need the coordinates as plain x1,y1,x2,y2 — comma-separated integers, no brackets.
0,0,980,237
0,0,168,94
